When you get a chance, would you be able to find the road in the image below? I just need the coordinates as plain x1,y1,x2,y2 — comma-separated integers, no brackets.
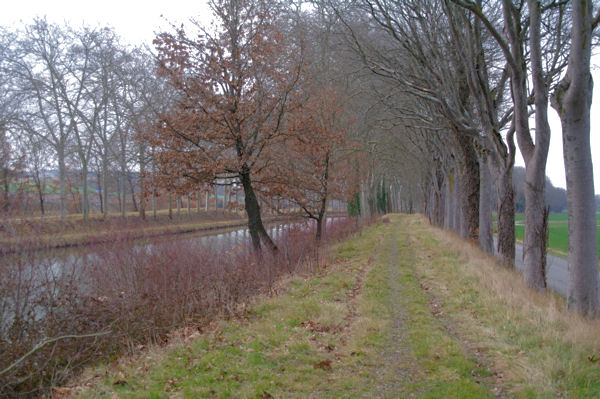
502,241,600,301
512,243,569,297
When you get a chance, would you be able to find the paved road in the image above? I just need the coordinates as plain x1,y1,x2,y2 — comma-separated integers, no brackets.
512,243,569,297
495,241,600,301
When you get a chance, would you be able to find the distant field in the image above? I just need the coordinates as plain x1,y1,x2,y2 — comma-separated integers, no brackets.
513,212,600,257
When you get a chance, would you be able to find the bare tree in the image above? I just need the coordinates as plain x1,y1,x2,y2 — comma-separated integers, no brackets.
453,0,570,289
338,0,482,240
550,0,600,316
0,29,21,214
9,19,75,219
444,0,516,264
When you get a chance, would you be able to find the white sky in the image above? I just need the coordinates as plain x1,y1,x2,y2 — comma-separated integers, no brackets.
1,1,599,194
0,0,213,46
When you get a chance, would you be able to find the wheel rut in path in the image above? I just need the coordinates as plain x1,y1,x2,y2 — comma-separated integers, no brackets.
372,220,416,398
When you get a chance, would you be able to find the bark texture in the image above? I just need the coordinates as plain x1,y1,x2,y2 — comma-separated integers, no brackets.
478,153,493,254
493,164,516,267
455,132,480,242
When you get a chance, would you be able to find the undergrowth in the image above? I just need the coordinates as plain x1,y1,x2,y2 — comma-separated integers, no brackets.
0,217,359,397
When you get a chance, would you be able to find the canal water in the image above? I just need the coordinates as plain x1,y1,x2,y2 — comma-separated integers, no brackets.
0,217,346,328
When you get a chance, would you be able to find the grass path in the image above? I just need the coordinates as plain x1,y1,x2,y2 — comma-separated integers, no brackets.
68,215,600,398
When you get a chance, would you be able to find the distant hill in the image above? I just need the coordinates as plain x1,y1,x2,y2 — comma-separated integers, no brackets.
512,166,567,213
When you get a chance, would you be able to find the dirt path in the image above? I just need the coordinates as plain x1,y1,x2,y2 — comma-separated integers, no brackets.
373,221,415,398
366,216,497,398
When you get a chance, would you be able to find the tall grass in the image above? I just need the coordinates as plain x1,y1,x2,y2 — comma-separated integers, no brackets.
0,217,359,397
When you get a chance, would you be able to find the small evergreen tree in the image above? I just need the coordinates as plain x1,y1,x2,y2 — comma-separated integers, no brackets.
347,192,361,217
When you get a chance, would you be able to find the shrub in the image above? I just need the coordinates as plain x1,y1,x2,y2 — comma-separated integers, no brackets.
0,217,360,397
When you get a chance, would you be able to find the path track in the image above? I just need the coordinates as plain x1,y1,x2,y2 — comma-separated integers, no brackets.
373,221,414,398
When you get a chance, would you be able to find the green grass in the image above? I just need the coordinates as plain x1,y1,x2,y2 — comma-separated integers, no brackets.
73,223,389,398
69,215,600,398
387,222,494,398
513,212,600,222
414,216,600,398
514,217,600,258
495,212,600,258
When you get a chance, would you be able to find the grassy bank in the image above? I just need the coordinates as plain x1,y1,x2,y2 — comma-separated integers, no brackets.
1,217,356,397
66,215,600,398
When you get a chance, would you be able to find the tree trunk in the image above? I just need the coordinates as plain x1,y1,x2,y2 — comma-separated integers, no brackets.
153,193,157,219
316,217,324,241
151,151,157,219
58,148,66,220
102,154,109,218
240,166,277,251
453,167,462,234
444,177,453,230
96,170,103,215
128,174,138,213
455,133,480,241
214,185,219,211
550,0,599,316
494,166,516,267
316,152,330,240
521,0,550,289
522,163,548,288
1,168,9,212
139,174,146,220
37,184,45,216
197,190,201,214
168,192,173,220
81,162,89,221
139,144,146,220
360,182,372,219
478,154,493,254
430,183,444,227
120,170,126,218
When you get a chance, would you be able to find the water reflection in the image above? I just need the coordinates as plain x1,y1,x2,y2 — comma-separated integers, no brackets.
2,217,346,275
0,217,347,330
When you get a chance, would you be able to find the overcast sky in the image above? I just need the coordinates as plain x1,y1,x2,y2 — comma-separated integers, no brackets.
2,0,599,193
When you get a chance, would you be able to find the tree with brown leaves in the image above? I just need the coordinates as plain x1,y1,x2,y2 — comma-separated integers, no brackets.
152,0,303,250
264,84,350,240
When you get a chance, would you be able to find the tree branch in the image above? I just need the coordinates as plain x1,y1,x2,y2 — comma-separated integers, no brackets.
1,331,111,377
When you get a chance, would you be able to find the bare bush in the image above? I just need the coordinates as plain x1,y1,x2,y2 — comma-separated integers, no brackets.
0,217,359,397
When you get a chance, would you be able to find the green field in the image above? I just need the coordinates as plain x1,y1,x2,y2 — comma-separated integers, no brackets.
514,213,600,257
